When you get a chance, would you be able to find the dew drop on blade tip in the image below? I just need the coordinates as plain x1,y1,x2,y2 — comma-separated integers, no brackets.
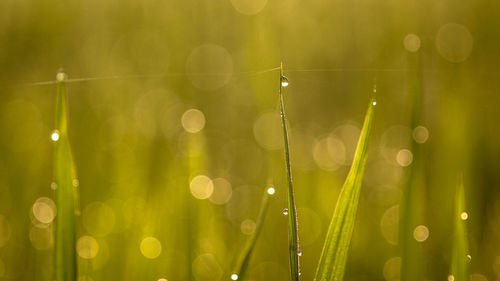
231,273,238,280
281,75,289,87
282,208,289,215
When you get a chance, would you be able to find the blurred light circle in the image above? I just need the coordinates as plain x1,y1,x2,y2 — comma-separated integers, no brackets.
0,215,11,247
396,149,413,167
403,34,421,52
380,205,399,245
83,202,116,237
29,225,53,250
436,23,473,63
32,197,56,224
186,44,233,90
140,236,162,259
312,136,345,171
192,253,223,281
181,109,206,133
380,125,412,166
383,257,401,281
297,208,322,246
413,225,429,242
332,123,361,165
240,219,256,235
253,112,283,150
230,0,268,15
77,235,99,259
190,175,214,200
413,126,429,144
209,177,232,205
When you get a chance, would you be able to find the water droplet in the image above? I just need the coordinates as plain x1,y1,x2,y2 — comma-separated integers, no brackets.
281,75,289,87
72,179,80,187
297,250,303,256
460,211,468,220
56,71,67,82
51,130,60,142
267,187,275,195
282,208,289,215
372,101,377,106
231,274,239,280
466,254,472,261
298,272,302,276
50,182,57,190
448,274,455,281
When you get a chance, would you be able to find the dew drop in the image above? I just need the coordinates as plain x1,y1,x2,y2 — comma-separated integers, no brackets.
51,130,60,142
460,211,468,220
297,250,303,256
281,75,289,87
267,187,275,195
72,179,80,188
231,273,239,280
372,101,377,106
282,208,289,215
466,254,471,261
56,71,67,82
50,182,57,190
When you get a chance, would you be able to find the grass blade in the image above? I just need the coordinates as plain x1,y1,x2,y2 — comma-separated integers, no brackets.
53,71,79,281
314,89,376,281
231,185,275,280
278,62,301,280
449,174,470,281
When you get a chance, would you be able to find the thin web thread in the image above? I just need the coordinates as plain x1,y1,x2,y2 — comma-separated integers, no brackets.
10,66,499,87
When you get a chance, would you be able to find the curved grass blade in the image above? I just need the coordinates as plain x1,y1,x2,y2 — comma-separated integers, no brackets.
279,63,301,281
53,71,79,281
314,89,376,281
449,174,470,281
231,185,275,280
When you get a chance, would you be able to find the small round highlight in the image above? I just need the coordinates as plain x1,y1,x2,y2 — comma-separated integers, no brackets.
190,175,214,200
461,211,469,220
77,235,99,259
403,34,421,52
51,130,60,142
448,275,455,281
267,186,275,195
56,72,67,82
209,177,232,205
140,237,162,259
413,125,429,143
158,279,168,281
396,149,413,167
181,109,206,133
240,219,256,235
32,197,56,224
413,225,429,242
231,273,239,280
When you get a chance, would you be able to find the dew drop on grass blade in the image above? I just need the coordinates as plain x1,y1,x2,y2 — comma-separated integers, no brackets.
231,185,275,281
53,70,79,281
314,89,376,281
278,62,301,281
449,174,470,281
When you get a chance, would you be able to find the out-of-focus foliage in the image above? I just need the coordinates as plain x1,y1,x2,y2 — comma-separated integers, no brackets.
0,0,499,280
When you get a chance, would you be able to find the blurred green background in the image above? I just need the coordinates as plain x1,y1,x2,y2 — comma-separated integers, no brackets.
0,0,500,280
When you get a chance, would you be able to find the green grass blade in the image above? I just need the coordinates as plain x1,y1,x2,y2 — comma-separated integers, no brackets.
278,62,301,281
231,185,275,280
314,91,376,281
449,174,470,281
53,71,78,281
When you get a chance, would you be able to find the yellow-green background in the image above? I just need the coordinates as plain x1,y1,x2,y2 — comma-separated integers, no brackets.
0,0,499,280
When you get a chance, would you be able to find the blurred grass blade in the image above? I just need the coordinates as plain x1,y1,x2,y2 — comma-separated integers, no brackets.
450,174,470,281
232,185,275,280
279,63,301,280
53,71,79,281
314,91,376,281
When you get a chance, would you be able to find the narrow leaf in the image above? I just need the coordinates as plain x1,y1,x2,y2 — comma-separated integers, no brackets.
449,174,470,281
314,91,376,281
53,71,79,281
231,185,275,280
279,62,301,281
